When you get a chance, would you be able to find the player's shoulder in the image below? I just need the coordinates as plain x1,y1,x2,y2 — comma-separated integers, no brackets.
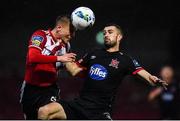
80,47,101,60
118,51,133,60
30,29,47,42
32,29,47,36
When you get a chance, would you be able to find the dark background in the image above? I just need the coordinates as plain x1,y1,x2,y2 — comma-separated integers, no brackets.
0,0,179,119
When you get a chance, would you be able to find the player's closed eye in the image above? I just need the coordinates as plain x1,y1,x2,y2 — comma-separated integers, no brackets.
108,30,113,34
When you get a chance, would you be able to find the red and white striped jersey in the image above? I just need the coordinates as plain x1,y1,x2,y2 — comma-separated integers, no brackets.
24,29,70,86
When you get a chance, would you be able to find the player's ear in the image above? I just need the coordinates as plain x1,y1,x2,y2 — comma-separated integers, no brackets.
56,25,62,31
117,34,122,41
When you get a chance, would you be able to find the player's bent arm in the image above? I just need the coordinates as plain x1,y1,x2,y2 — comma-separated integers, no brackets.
137,69,158,86
28,48,57,63
65,62,83,76
57,53,76,63
29,48,76,63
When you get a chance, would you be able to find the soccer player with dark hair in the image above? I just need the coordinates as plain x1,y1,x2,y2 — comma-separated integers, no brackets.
20,15,76,119
37,23,168,120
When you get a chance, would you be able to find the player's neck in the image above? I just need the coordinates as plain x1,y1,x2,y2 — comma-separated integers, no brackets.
106,46,119,52
51,29,59,42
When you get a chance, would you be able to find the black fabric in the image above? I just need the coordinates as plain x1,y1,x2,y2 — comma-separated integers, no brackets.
59,48,142,120
79,49,142,109
159,80,180,119
59,98,112,120
20,82,60,119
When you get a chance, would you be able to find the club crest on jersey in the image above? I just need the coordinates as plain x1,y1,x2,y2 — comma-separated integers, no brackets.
109,59,119,69
31,35,44,46
89,64,108,81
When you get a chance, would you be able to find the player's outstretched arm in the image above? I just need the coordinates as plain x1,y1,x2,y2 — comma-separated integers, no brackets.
137,69,168,89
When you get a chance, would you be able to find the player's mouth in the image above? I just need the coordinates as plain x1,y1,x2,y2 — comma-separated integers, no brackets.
104,38,110,43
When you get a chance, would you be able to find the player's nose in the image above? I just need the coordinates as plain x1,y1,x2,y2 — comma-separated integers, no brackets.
104,35,109,40
104,33,109,38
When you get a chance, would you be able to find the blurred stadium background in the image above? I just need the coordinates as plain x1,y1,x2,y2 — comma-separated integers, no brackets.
0,0,179,119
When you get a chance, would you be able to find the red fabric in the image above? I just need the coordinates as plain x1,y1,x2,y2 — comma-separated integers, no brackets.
29,48,57,74
28,30,47,50
132,67,144,75
28,47,57,63
75,61,87,70
25,47,58,86
24,30,59,86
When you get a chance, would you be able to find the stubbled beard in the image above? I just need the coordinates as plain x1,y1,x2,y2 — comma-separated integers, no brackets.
104,40,117,48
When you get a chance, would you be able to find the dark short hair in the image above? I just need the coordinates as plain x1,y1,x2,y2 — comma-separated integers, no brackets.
105,23,123,35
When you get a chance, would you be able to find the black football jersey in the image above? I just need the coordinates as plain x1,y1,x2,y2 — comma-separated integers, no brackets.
77,48,143,109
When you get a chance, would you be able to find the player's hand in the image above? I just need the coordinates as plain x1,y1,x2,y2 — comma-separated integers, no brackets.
149,75,168,90
57,53,76,63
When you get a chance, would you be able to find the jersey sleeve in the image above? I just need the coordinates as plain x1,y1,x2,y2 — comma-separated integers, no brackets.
79,49,100,67
126,57,144,75
78,52,91,67
28,30,46,50
28,47,57,63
